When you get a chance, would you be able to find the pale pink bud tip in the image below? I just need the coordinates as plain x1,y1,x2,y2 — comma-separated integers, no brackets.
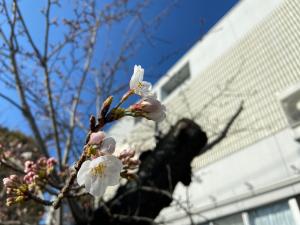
25,161,34,167
9,175,18,181
89,131,106,145
3,178,11,186
119,149,135,159
47,157,57,166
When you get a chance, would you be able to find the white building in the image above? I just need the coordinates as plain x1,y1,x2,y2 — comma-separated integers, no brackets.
108,0,300,224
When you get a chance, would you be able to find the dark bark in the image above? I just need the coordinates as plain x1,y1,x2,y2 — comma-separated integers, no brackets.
88,118,208,225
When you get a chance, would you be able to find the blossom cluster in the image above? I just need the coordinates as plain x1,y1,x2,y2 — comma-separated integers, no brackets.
77,131,141,197
76,65,165,197
2,65,166,205
3,175,28,206
23,157,57,184
2,157,57,206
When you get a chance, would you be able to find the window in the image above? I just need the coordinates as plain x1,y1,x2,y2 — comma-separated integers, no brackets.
161,63,190,100
249,201,296,225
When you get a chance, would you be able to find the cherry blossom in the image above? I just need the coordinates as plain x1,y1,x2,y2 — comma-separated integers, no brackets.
77,155,123,197
129,65,156,98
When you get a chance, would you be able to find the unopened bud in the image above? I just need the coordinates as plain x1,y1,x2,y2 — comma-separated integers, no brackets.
9,175,18,181
88,131,105,145
106,108,126,122
3,177,12,186
100,96,113,118
6,187,13,194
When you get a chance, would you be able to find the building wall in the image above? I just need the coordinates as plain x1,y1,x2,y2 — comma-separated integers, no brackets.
108,0,300,224
110,0,300,168
156,128,300,224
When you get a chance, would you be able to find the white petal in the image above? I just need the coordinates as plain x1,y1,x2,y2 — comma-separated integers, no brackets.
146,110,166,122
135,81,156,98
146,92,157,99
141,81,152,91
89,177,107,197
100,137,116,155
104,156,123,185
130,65,144,89
90,156,106,168
85,176,93,192
77,160,91,186
106,169,121,186
103,155,123,170
141,98,162,112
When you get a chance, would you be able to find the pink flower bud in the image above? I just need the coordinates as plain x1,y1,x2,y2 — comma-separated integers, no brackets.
25,161,34,168
6,187,13,194
88,131,106,145
9,175,18,181
23,175,31,184
47,157,57,168
24,161,34,173
131,98,166,122
128,159,141,166
27,171,35,177
119,149,135,159
3,177,12,186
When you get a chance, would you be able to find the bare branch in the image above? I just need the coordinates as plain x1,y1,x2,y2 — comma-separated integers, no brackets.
0,92,23,111
63,16,99,165
202,101,244,152
7,3,48,157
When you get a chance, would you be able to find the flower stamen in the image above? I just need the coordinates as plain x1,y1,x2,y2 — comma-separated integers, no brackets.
90,163,106,177
137,82,143,88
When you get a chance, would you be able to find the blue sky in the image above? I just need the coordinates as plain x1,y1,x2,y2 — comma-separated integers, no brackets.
0,0,238,133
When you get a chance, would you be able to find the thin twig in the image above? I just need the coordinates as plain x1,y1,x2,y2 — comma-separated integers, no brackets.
202,101,244,152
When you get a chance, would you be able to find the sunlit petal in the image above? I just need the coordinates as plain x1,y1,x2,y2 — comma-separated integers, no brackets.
100,137,116,155
77,160,91,186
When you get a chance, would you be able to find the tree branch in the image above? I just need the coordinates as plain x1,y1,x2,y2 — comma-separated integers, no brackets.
202,101,244,152
7,4,49,157
63,16,99,165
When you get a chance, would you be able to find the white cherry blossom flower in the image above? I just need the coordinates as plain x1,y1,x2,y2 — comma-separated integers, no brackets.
77,155,123,197
131,97,166,122
129,65,156,98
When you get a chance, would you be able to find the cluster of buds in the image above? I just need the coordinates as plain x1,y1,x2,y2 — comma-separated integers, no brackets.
23,157,57,184
76,65,165,197
3,175,28,206
2,157,57,207
118,149,141,180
